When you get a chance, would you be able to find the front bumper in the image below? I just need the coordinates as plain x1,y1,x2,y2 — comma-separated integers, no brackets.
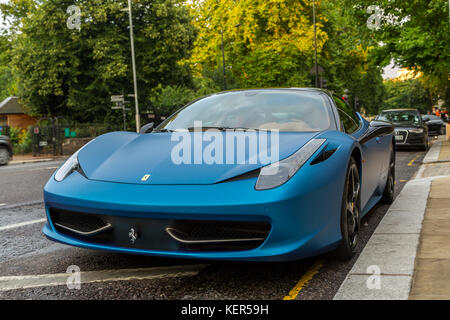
43,157,347,261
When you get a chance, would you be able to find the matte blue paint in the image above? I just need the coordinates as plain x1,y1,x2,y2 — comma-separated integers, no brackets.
43,104,392,261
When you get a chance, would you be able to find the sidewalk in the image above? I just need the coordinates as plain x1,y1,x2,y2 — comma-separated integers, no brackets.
335,137,450,300
9,154,67,165
409,176,450,299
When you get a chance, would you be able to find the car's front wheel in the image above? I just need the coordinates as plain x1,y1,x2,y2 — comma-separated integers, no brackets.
334,158,360,260
381,144,395,204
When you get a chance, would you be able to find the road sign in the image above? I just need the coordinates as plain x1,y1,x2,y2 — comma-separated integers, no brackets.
111,95,124,102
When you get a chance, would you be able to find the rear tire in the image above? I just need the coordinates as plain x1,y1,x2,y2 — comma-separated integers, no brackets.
333,158,360,261
0,147,9,165
381,144,395,204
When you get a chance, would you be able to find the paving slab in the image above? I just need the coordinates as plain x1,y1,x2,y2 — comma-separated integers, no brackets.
349,234,419,276
427,198,450,210
410,258,450,299
374,210,424,234
421,219,450,235
416,234,450,260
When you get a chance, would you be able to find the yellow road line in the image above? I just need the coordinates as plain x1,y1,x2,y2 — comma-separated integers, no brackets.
283,260,324,300
408,155,420,166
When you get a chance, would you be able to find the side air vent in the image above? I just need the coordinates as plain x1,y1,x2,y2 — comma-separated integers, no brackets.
311,149,337,165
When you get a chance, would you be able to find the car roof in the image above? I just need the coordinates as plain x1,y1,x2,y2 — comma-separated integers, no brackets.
381,108,419,112
213,87,331,96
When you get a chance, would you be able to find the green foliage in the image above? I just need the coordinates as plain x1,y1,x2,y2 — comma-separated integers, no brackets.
4,0,197,123
9,126,32,154
382,78,433,114
150,84,195,117
344,0,449,104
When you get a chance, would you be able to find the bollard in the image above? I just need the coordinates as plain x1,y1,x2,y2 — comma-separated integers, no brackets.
447,123,450,141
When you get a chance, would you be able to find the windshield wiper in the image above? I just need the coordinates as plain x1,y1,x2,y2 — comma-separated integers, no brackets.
153,128,175,133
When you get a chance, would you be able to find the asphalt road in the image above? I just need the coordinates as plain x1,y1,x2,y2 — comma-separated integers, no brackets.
0,160,64,206
0,148,427,300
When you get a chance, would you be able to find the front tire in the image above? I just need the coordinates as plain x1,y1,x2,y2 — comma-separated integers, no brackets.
334,158,360,260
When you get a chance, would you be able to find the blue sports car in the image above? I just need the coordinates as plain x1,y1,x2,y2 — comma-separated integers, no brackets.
43,88,395,261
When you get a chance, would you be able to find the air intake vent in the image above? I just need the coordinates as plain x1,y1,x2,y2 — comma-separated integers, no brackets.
50,209,112,236
166,220,270,245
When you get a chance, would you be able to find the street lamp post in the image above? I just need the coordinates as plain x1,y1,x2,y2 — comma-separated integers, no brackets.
221,30,227,91
127,0,140,132
313,0,319,88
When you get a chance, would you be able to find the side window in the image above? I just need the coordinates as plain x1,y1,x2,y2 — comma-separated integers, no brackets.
333,97,359,134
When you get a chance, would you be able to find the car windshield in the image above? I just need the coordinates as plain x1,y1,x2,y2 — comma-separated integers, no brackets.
376,111,421,126
156,90,331,132
422,115,441,121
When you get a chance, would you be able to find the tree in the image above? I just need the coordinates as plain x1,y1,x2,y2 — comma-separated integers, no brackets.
149,84,195,118
189,0,329,88
0,35,15,101
383,78,433,114
3,0,197,124
344,0,449,105
188,0,386,114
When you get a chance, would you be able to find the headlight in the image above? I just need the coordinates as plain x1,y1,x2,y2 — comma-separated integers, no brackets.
255,139,326,190
409,128,424,134
54,151,80,182
54,139,94,182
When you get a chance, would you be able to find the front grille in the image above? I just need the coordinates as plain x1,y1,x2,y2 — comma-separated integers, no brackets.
50,209,111,236
166,220,270,250
395,129,408,144
48,208,270,252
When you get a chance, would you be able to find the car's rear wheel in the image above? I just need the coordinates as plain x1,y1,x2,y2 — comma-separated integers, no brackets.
334,158,360,260
381,144,395,204
0,147,9,165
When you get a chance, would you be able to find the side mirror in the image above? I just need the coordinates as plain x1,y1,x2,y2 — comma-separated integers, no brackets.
140,122,154,134
358,120,394,144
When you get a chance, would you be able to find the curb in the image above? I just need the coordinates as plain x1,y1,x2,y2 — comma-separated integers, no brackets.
333,144,444,300
422,141,442,164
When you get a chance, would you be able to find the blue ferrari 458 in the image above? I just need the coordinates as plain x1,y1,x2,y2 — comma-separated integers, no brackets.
43,88,395,261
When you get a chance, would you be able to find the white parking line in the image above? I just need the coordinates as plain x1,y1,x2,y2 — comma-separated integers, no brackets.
0,203,6,206
0,264,208,291
0,218,46,232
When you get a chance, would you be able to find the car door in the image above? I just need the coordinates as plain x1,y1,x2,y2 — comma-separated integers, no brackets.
332,97,385,209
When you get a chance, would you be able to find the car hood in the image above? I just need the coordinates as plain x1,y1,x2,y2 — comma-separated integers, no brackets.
77,131,320,185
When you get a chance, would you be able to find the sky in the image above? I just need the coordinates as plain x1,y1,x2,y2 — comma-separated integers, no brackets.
382,61,402,80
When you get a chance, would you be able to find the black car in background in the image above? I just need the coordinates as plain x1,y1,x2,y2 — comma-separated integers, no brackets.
0,134,12,165
376,109,428,150
422,114,447,136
